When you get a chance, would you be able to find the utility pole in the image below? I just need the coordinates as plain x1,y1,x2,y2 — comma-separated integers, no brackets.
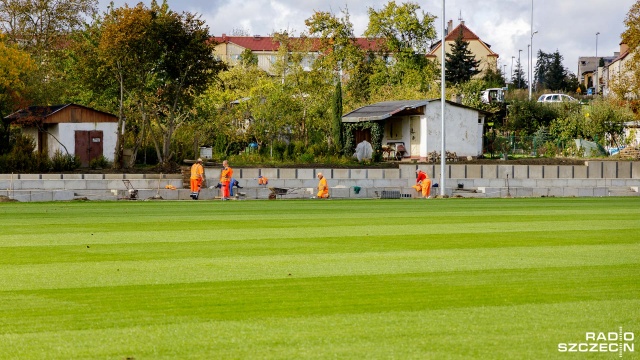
595,32,600,95
440,0,446,197
528,0,535,100
511,56,515,84
529,30,538,99
518,49,522,89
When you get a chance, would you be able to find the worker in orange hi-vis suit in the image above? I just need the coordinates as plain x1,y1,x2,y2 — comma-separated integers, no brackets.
316,172,329,198
190,158,205,200
220,160,233,200
412,169,432,198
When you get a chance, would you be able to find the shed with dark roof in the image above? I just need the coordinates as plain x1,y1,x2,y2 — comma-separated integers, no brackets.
342,99,489,160
4,104,118,166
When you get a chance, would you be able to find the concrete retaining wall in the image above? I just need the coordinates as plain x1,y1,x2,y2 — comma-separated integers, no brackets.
2,161,639,201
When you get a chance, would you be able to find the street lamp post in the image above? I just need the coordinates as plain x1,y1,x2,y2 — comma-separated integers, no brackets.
518,49,522,89
529,0,534,99
527,44,530,91
440,0,446,197
511,56,515,84
529,30,538,100
595,32,600,95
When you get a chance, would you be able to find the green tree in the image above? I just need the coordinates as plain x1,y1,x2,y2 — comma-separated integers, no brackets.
364,1,438,93
97,1,224,168
545,50,568,91
194,65,270,156
0,34,36,153
331,80,343,152
304,8,364,74
99,3,159,168
239,48,258,67
534,50,551,90
445,28,481,85
620,0,640,98
481,67,506,88
511,58,527,89
0,0,98,104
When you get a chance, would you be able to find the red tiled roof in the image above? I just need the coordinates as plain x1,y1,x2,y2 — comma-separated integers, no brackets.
445,23,480,41
427,23,497,57
212,35,385,52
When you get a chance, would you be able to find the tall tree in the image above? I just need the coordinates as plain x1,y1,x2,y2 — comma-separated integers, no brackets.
534,50,552,90
97,1,224,168
481,66,506,88
99,3,158,168
331,80,343,152
305,8,363,74
445,28,481,85
512,58,527,89
0,33,35,153
619,0,640,97
364,1,438,93
0,0,98,104
545,50,568,91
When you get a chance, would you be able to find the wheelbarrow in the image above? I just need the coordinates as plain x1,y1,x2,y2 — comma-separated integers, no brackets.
268,187,289,199
122,179,138,200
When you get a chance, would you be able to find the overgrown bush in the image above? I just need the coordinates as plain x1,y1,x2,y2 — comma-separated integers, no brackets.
299,153,314,163
51,150,80,172
89,155,110,169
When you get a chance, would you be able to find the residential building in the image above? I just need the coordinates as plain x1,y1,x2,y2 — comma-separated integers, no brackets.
426,20,500,78
577,55,617,91
602,42,634,99
212,34,384,75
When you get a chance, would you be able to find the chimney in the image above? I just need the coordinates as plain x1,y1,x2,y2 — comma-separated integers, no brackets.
620,43,629,54
447,20,453,35
221,33,226,40
460,20,465,26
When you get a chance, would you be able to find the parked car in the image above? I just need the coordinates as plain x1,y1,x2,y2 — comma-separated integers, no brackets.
537,93,578,103
481,88,506,104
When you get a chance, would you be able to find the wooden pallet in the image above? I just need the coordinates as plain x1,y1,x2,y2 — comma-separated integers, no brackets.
618,147,640,160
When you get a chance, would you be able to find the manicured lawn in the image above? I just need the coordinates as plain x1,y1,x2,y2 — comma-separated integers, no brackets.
0,198,638,359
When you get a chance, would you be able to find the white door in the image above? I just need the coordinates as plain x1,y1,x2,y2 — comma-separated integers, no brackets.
410,116,420,158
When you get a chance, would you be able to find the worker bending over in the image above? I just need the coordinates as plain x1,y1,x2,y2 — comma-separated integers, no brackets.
412,169,432,198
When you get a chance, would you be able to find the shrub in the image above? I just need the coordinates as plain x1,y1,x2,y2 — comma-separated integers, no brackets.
89,155,110,169
299,153,314,163
51,150,80,172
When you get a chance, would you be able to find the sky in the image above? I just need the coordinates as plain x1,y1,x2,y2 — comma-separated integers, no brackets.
100,0,636,78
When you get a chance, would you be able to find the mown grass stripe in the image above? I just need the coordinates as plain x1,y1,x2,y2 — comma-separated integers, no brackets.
0,198,638,359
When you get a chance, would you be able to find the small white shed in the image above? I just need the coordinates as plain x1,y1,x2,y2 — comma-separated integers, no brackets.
342,99,488,161
5,104,119,166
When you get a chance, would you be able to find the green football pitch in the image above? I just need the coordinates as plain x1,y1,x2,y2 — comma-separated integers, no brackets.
0,198,638,359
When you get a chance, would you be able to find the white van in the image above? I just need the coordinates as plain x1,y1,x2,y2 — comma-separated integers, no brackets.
537,94,578,103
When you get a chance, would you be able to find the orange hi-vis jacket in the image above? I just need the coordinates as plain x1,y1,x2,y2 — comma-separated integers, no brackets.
317,177,329,198
220,167,233,184
190,163,204,180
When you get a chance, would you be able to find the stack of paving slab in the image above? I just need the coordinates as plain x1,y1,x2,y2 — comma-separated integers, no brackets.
0,173,184,202
1,161,639,202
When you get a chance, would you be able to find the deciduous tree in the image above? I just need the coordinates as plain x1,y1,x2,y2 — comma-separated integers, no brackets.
620,0,640,98
364,1,437,93
98,1,224,168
